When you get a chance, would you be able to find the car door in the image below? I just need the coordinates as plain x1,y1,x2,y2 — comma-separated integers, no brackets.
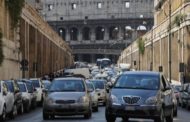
161,75,173,116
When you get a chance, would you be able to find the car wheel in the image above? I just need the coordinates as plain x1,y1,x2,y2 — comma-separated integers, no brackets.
93,105,99,112
84,108,92,119
105,108,116,122
173,107,177,117
0,106,6,121
18,103,24,114
122,116,129,122
103,102,106,106
25,104,30,113
166,108,173,122
154,108,164,122
10,104,17,119
43,111,49,120
182,102,186,108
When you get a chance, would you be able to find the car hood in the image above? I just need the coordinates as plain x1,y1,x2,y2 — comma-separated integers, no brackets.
111,88,158,100
48,92,86,101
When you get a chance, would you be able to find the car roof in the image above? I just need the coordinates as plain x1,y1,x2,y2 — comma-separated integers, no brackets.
54,77,84,81
122,71,160,76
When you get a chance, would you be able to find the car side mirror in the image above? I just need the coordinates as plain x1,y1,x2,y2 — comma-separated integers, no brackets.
87,88,93,93
3,90,7,96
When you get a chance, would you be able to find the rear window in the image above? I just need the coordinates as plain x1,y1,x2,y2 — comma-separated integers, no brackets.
49,80,85,92
92,80,105,89
31,80,40,88
5,81,14,92
18,83,27,92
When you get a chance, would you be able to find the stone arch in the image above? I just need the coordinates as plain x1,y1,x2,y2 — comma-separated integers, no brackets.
58,28,66,40
70,27,78,41
124,26,133,40
95,26,105,40
109,26,119,40
82,27,90,40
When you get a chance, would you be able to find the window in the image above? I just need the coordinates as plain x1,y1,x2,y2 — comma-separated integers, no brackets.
48,4,53,11
71,3,77,10
97,2,102,9
125,1,130,8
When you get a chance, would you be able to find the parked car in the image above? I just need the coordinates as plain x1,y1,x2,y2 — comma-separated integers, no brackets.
90,79,107,106
86,80,99,112
5,80,23,115
0,80,14,121
17,80,35,112
171,85,181,106
30,78,43,105
180,83,190,109
43,77,92,120
105,71,174,122
171,85,178,117
26,80,37,109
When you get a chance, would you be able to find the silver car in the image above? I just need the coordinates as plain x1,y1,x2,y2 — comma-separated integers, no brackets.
43,77,92,120
90,79,107,106
86,81,99,112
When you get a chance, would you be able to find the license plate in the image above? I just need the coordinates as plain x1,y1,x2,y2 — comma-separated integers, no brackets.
60,105,70,109
125,106,135,111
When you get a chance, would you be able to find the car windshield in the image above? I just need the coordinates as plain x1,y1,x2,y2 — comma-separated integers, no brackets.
5,81,14,92
43,82,51,89
26,82,33,92
49,80,85,92
92,80,105,89
18,83,27,92
31,80,40,88
114,74,159,90
86,82,95,91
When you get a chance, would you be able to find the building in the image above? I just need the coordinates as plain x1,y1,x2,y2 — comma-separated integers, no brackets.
41,0,154,63
118,0,190,83
25,0,43,11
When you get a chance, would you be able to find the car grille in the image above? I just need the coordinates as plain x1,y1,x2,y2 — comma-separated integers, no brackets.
55,100,75,104
123,96,141,104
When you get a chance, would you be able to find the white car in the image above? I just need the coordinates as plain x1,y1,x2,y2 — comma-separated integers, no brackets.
86,81,99,112
0,80,15,121
30,78,43,105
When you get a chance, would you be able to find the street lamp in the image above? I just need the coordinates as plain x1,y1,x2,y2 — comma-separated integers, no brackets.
169,0,172,83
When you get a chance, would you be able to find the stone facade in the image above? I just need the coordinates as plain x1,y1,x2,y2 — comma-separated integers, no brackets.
118,0,190,83
41,0,154,63
0,0,73,79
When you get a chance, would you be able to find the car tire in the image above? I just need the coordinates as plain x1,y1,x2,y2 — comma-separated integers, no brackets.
10,104,17,119
154,108,164,122
166,108,173,122
181,102,186,108
84,108,92,119
103,102,106,106
18,103,24,115
173,107,177,117
25,104,30,113
105,108,116,122
0,106,6,121
43,111,49,120
122,116,129,122
93,106,99,112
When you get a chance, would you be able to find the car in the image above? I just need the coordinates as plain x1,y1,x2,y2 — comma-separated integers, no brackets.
105,71,174,122
171,85,181,105
43,77,92,120
5,80,24,115
171,85,178,117
17,80,35,112
90,79,107,106
30,78,43,105
180,83,190,109
86,80,99,112
0,80,15,121
42,80,51,102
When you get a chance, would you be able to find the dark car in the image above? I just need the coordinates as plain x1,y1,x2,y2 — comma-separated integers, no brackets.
105,71,174,122
180,83,190,109
5,80,24,115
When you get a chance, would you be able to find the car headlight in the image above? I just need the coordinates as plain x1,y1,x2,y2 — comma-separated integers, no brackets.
111,95,120,105
47,98,55,105
78,96,88,103
145,96,157,105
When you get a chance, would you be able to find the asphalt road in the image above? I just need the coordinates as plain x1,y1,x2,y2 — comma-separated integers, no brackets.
7,106,190,122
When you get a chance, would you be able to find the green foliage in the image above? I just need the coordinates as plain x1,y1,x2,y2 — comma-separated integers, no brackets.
0,30,4,66
5,0,25,28
173,14,187,27
137,38,145,55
